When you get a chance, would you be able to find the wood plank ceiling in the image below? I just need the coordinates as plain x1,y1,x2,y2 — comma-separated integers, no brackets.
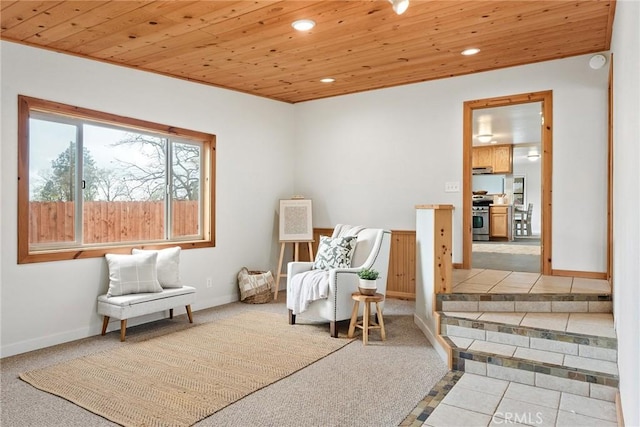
1,1,616,104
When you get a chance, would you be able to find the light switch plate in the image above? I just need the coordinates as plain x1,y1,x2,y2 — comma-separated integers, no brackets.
445,182,460,192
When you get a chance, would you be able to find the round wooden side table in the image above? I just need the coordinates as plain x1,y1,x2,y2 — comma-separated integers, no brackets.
347,292,386,345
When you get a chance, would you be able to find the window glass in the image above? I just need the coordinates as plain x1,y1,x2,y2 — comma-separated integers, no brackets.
29,118,78,245
171,141,201,238
83,124,166,244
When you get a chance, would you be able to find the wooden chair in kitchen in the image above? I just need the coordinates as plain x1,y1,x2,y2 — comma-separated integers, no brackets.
514,203,533,236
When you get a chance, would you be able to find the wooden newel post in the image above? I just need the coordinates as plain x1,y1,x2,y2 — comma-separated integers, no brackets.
414,204,454,363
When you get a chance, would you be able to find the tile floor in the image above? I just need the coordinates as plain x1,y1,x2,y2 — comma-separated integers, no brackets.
410,372,618,427
452,269,611,295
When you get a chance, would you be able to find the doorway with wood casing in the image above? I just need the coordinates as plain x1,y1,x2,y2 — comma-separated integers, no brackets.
462,91,553,276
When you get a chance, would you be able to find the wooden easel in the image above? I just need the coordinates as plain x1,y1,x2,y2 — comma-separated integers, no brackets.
275,240,314,300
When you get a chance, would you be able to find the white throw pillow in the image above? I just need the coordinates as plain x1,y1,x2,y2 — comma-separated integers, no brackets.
105,252,163,297
132,247,182,288
313,236,357,270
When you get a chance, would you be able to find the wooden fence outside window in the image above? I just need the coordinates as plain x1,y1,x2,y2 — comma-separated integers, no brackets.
29,201,199,244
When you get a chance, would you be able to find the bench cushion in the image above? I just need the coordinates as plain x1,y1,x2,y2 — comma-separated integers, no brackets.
98,286,196,320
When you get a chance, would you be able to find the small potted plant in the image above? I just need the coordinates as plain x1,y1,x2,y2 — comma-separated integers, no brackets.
357,268,379,295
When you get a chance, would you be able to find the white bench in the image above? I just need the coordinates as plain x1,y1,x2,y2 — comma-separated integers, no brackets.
98,286,196,341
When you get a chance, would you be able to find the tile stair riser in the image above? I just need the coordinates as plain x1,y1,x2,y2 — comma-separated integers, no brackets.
437,293,612,313
443,336,617,377
448,345,619,402
443,324,618,364
439,294,613,303
441,316,617,352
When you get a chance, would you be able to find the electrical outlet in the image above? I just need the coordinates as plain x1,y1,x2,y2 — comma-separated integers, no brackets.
444,181,460,192
206,277,213,288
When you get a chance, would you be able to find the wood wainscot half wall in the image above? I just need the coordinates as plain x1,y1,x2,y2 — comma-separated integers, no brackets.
297,228,418,300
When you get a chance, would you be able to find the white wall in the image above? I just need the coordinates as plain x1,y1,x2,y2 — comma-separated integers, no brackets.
611,1,640,425
293,54,609,273
0,42,295,357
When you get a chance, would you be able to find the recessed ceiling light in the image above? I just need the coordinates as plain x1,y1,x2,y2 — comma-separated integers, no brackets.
320,77,335,83
461,48,480,56
389,0,410,15
291,19,315,31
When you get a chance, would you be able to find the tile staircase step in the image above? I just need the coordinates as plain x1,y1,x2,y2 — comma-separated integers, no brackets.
440,312,617,358
437,292,612,313
439,311,619,402
447,341,619,402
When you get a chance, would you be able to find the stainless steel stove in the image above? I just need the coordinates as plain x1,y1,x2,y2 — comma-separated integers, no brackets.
472,197,491,241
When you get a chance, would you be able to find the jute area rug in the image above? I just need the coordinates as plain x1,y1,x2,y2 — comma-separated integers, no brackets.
20,311,351,427
473,243,540,255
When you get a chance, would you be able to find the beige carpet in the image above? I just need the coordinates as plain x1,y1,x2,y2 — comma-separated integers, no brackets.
19,311,351,427
473,243,540,255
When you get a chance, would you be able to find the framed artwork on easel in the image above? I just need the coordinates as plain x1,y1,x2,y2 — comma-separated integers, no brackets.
279,199,313,241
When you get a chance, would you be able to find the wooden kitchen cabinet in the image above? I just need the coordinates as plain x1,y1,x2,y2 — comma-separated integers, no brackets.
472,146,493,168
472,145,512,173
492,145,513,173
490,205,512,240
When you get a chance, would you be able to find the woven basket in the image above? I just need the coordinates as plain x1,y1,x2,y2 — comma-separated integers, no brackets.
237,267,274,304
244,288,272,304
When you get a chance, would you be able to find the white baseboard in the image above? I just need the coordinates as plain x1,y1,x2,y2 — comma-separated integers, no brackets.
1,325,95,359
414,313,448,363
192,294,238,312
0,293,239,358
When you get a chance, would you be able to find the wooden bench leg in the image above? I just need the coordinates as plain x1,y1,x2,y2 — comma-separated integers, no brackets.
186,305,193,323
288,309,296,325
101,316,110,336
169,308,174,319
120,319,127,342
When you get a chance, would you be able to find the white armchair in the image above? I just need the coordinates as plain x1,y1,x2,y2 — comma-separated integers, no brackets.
287,226,392,337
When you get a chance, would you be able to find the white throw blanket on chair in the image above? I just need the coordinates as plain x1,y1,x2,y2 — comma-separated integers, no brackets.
288,224,365,315
287,269,330,315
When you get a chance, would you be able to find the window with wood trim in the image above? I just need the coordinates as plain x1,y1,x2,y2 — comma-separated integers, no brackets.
17,96,216,264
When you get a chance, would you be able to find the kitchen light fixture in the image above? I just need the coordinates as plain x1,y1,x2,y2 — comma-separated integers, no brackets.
461,48,480,56
389,0,409,15
291,19,315,31
527,152,541,161
320,77,335,83
477,134,493,143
